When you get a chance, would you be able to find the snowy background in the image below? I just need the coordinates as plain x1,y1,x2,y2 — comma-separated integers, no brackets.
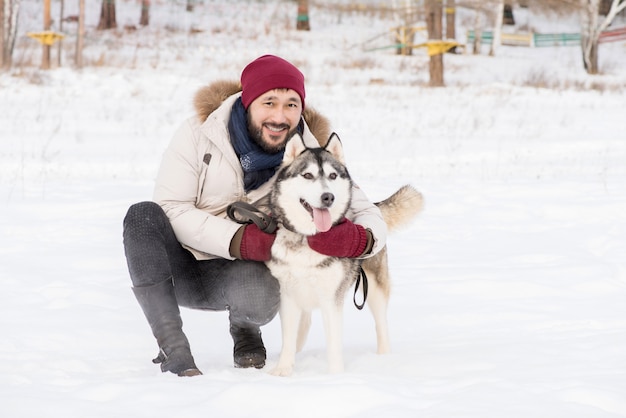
1,1,626,417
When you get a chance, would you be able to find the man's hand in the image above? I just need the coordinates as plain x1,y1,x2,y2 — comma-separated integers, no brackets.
230,224,276,261
307,218,370,258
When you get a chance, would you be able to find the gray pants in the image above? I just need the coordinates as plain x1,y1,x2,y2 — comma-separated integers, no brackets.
122,201,280,328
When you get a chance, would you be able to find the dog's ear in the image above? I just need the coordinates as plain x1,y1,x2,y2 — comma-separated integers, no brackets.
283,133,308,165
323,132,346,164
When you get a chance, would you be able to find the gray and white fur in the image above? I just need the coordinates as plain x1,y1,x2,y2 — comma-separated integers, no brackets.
266,132,423,376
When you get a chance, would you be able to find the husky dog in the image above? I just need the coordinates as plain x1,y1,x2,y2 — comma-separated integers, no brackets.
262,132,423,377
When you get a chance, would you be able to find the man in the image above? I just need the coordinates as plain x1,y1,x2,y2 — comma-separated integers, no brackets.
122,55,387,377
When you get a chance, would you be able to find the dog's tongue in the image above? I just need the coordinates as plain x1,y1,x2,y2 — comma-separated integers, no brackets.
312,207,332,232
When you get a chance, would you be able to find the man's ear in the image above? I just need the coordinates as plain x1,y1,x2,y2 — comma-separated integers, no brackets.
323,132,346,164
282,133,308,165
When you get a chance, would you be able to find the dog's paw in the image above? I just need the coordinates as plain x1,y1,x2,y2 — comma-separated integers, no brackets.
269,365,293,377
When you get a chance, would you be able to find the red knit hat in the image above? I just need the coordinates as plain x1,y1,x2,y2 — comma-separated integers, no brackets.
240,55,306,109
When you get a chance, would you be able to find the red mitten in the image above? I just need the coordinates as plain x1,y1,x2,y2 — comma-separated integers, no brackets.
239,224,276,262
307,218,368,258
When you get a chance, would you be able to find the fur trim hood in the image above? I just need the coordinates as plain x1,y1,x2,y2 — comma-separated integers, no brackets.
193,80,331,146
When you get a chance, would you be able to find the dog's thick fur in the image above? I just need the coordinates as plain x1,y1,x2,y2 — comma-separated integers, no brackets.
266,133,423,376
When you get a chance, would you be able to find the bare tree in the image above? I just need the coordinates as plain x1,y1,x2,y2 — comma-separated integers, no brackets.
470,4,484,54
98,0,117,30
391,0,419,56
490,0,505,56
446,0,457,53
460,0,504,54
0,0,4,69
579,0,626,74
140,0,150,26
519,0,625,74
1,0,20,69
57,0,64,66
76,0,85,68
42,0,51,69
426,0,444,86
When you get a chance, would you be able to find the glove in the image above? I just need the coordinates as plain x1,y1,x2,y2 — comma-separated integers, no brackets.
307,218,369,258
230,224,276,262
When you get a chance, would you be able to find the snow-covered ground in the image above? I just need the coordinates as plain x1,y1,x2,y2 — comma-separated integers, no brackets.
1,1,625,417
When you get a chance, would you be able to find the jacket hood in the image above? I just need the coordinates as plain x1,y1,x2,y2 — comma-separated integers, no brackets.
193,80,331,146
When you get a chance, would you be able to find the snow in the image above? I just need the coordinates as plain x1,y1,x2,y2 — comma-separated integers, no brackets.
1,1,626,417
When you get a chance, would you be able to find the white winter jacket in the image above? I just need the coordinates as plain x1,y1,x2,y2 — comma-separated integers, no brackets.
153,81,387,261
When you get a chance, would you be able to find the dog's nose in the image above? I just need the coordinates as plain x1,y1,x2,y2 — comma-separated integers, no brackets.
321,192,335,207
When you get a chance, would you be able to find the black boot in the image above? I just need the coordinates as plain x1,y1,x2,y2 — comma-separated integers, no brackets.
132,277,202,377
230,324,266,369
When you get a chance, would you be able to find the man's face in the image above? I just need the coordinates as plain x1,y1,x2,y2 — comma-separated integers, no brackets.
247,88,302,154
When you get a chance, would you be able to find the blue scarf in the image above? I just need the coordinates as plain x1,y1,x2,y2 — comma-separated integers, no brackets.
229,98,287,191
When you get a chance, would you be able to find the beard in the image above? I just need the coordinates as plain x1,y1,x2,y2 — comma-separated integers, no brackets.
247,113,297,154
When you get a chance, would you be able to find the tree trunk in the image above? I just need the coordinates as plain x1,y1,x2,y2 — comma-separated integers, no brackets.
490,0,505,56
140,0,150,26
57,0,64,67
3,0,19,69
42,0,51,69
297,0,310,31
0,0,5,69
426,0,444,87
580,0,600,74
580,0,626,74
587,40,598,73
76,0,84,68
445,0,456,53
472,8,482,54
98,0,117,30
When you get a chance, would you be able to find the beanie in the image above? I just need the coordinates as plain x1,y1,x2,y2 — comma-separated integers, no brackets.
240,55,306,110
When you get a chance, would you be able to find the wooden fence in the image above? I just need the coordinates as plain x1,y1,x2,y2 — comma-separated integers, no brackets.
467,27,626,47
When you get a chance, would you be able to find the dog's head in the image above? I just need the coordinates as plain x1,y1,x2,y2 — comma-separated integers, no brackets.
271,132,353,236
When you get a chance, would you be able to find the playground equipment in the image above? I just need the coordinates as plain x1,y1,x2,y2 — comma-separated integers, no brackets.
416,40,461,56
365,25,461,55
392,25,425,55
27,31,65,46
599,26,626,43
27,0,65,70
467,26,626,47
27,30,65,69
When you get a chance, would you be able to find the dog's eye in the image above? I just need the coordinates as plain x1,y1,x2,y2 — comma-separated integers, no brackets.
328,173,337,180
302,173,314,180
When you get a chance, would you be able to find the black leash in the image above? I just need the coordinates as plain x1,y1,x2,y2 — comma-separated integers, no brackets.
227,202,277,233
353,267,369,310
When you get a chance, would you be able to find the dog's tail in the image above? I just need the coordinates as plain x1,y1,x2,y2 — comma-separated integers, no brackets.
375,185,424,232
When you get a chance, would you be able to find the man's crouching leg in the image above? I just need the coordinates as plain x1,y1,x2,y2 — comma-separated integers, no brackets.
223,261,280,369
132,277,202,377
123,201,202,377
